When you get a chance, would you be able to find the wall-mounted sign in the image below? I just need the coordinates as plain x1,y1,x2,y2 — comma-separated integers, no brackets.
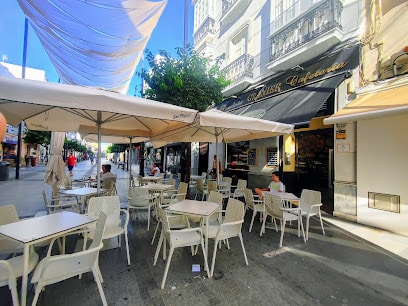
266,147,278,167
336,129,346,139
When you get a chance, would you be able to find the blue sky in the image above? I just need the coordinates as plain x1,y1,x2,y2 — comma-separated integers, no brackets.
0,0,194,96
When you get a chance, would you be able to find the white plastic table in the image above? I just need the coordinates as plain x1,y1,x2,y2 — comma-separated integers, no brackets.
59,187,103,212
140,183,174,203
0,211,96,306
142,176,163,183
263,190,300,205
166,199,219,271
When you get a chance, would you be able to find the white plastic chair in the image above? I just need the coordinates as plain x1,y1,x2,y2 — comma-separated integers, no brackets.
153,206,210,289
102,177,117,195
0,204,24,255
42,190,80,214
261,193,306,247
162,182,188,206
31,212,108,306
243,188,265,232
87,196,130,265
0,252,39,306
128,186,157,230
231,179,247,199
203,198,248,277
194,178,209,200
298,189,325,240
151,182,189,245
218,177,232,203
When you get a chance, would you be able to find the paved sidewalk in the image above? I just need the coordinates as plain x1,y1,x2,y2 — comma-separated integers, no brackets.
2,159,408,263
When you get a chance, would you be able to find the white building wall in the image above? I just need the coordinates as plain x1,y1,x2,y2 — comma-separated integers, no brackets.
357,113,408,235
0,62,46,81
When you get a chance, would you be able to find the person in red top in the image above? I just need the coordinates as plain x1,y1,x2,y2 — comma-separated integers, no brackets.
65,152,76,176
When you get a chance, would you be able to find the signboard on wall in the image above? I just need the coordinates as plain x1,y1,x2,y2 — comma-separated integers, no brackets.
266,147,278,167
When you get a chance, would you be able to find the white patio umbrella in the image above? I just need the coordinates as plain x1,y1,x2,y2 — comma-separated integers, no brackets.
0,76,198,193
45,131,67,185
81,131,149,187
151,109,294,183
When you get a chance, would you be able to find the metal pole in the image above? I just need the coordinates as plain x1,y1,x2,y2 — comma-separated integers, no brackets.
184,0,188,50
16,18,29,180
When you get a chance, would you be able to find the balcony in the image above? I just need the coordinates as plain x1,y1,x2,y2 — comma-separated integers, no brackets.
221,0,252,25
194,17,216,47
221,53,254,95
268,0,344,72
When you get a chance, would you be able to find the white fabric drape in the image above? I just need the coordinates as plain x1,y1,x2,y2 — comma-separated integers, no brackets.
45,131,67,185
18,0,167,94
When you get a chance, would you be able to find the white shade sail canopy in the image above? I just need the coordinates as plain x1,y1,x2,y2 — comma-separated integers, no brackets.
18,0,167,94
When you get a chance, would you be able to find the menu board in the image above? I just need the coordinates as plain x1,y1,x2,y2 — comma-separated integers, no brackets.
266,147,278,167
247,148,256,166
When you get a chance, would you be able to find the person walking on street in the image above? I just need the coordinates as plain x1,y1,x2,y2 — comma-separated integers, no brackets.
66,152,76,176
25,154,31,167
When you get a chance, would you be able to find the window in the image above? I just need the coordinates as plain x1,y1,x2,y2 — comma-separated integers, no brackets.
273,0,303,31
230,25,249,61
368,192,400,213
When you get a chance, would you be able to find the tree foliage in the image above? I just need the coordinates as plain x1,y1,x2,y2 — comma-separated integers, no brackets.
65,139,87,153
142,46,229,111
106,144,126,154
23,129,51,145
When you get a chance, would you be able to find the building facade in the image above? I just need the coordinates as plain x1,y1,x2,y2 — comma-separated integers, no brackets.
324,0,408,235
0,62,46,166
192,0,361,213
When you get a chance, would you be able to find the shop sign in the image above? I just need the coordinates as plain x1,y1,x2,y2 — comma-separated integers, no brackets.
2,133,18,144
217,44,359,112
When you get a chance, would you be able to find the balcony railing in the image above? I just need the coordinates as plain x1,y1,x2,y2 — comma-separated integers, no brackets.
194,17,216,46
222,0,239,15
221,53,254,83
270,0,343,62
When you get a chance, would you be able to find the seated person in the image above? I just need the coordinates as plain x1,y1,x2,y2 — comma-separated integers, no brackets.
101,164,116,181
255,171,285,198
149,163,161,177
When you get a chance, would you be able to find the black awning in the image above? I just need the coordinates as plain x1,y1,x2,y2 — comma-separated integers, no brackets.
230,74,346,126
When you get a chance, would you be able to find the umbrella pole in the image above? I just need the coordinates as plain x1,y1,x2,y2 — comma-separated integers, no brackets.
97,111,101,195
129,137,132,188
216,134,219,186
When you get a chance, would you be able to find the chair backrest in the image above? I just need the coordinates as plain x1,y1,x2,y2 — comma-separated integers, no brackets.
89,212,107,249
222,176,232,186
168,177,175,186
178,182,188,195
87,196,121,230
0,204,19,226
236,179,247,190
42,190,52,214
300,189,321,207
243,188,255,209
207,191,223,205
224,198,245,223
263,193,283,219
207,180,218,192
128,187,151,208
196,178,205,193
102,176,117,191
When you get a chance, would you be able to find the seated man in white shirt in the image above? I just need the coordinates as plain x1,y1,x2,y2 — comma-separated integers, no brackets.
254,171,285,198
101,164,116,181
